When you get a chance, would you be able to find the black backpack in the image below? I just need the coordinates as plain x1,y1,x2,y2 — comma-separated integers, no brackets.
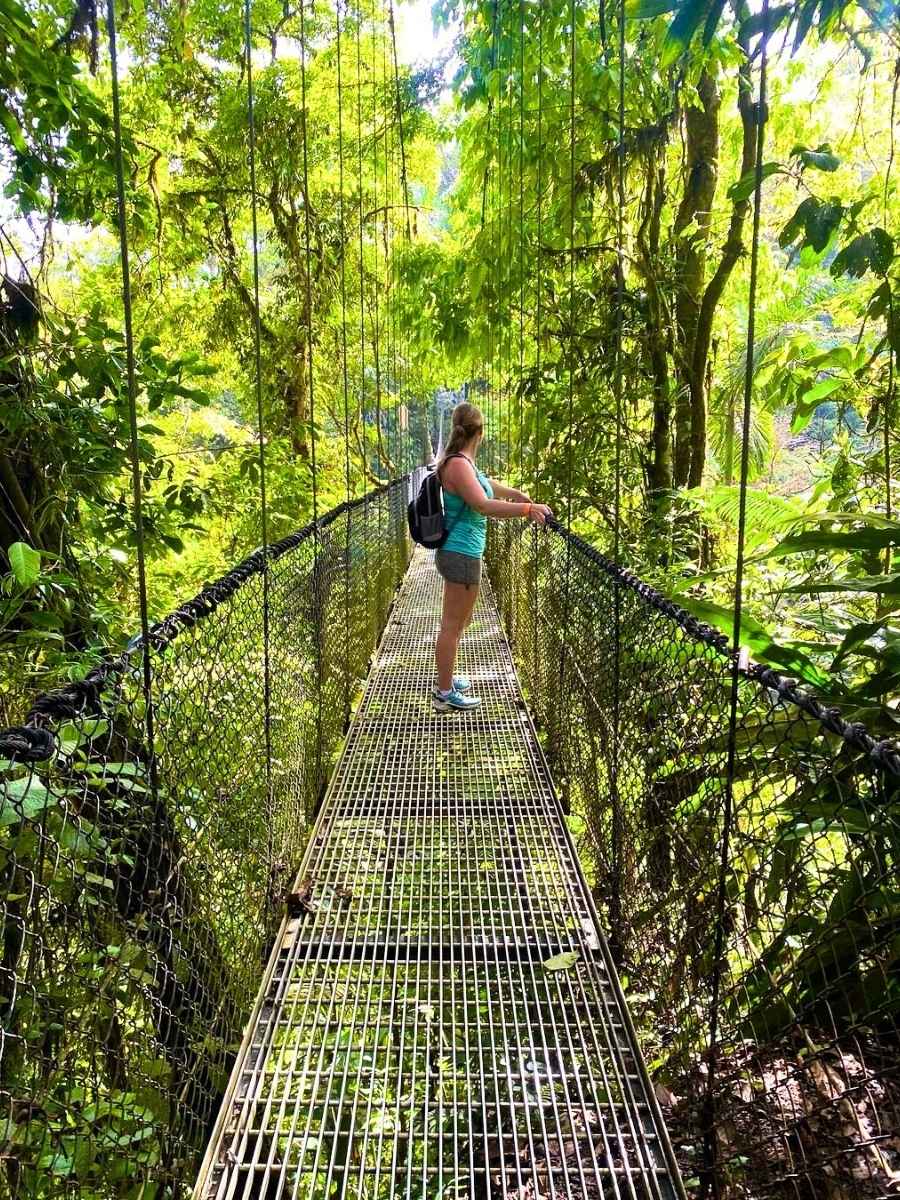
407,454,465,548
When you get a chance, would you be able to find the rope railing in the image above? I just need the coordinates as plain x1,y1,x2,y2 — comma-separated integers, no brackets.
0,476,414,1195
487,519,900,1198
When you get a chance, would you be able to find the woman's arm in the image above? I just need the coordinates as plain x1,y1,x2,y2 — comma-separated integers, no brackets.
488,478,530,502
443,459,550,522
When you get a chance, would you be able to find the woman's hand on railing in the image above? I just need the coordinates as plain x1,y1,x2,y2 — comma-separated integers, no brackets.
526,503,553,525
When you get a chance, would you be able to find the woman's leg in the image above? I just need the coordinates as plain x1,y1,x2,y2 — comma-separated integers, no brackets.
435,580,480,692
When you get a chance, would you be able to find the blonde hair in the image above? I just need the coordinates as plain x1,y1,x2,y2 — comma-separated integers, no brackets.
440,402,484,465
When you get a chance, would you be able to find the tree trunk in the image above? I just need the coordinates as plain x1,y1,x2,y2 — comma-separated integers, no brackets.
685,14,758,488
672,70,720,488
634,152,674,506
285,334,310,459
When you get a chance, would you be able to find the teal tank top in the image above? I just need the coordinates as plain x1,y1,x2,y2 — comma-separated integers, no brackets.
442,462,493,559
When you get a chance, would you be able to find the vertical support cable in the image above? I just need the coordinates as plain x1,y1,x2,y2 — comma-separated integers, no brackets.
357,0,374,644
494,0,503,476
552,0,577,812
387,0,412,241
370,5,384,481
105,0,159,808
530,0,544,696
335,0,353,727
703,3,770,1193
882,62,898,573
242,0,275,860
299,0,324,799
534,3,543,506
609,0,626,965
490,1,500,479
388,0,412,472
517,0,525,487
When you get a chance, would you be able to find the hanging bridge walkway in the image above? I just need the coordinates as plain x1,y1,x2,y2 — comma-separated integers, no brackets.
193,546,681,1199
2,479,898,1199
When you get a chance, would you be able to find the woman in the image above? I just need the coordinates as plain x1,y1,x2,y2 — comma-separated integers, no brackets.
433,402,552,712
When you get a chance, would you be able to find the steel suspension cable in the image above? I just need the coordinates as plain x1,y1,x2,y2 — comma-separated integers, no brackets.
382,21,396,472
370,3,384,478
299,0,324,790
242,0,275,841
485,1,498,475
565,0,576,536
335,0,353,724
105,0,159,809
609,0,626,964
388,0,413,470
506,2,514,476
552,0,578,783
534,0,543,504
704,3,771,1192
517,0,525,486
356,0,367,486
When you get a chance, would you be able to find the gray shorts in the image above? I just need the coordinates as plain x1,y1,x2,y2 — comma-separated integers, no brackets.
435,549,482,588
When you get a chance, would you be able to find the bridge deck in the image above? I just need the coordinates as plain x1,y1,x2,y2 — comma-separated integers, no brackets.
195,548,683,1200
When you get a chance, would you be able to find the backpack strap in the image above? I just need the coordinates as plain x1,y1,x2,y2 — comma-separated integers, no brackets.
437,453,475,540
436,451,467,479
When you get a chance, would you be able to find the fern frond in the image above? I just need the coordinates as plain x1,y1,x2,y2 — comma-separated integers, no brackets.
698,486,802,534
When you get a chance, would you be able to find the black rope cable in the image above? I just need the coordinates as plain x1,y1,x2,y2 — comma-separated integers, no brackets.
105,0,159,808
335,0,353,725
242,0,275,842
703,2,771,1192
299,0,324,794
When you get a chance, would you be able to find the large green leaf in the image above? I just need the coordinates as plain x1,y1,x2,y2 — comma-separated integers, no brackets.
626,0,678,17
0,777,55,826
7,541,41,587
727,163,784,203
765,524,900,558
831,229,895,278
790,143,840,172
660,0,723,67
779,196,843,254
675,597,832,689
785,576,900,595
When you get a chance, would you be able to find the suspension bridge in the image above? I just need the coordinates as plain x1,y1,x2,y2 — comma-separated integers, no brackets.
3,473,898,1198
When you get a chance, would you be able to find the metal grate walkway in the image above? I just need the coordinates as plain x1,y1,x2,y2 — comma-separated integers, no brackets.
194,549,684,1200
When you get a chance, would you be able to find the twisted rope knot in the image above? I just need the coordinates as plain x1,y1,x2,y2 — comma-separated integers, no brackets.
31,679,102,721
843,720,875,747
870,739,900,773
0,726,57,762
818,706,846,735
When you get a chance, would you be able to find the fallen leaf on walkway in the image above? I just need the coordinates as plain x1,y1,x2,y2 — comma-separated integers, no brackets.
543,952,579,972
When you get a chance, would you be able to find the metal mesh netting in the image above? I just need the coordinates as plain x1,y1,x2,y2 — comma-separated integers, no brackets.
487,521,900,1198
0,478,411,1196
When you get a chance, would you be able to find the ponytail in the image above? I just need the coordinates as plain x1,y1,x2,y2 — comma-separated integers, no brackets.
439,402,484,467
